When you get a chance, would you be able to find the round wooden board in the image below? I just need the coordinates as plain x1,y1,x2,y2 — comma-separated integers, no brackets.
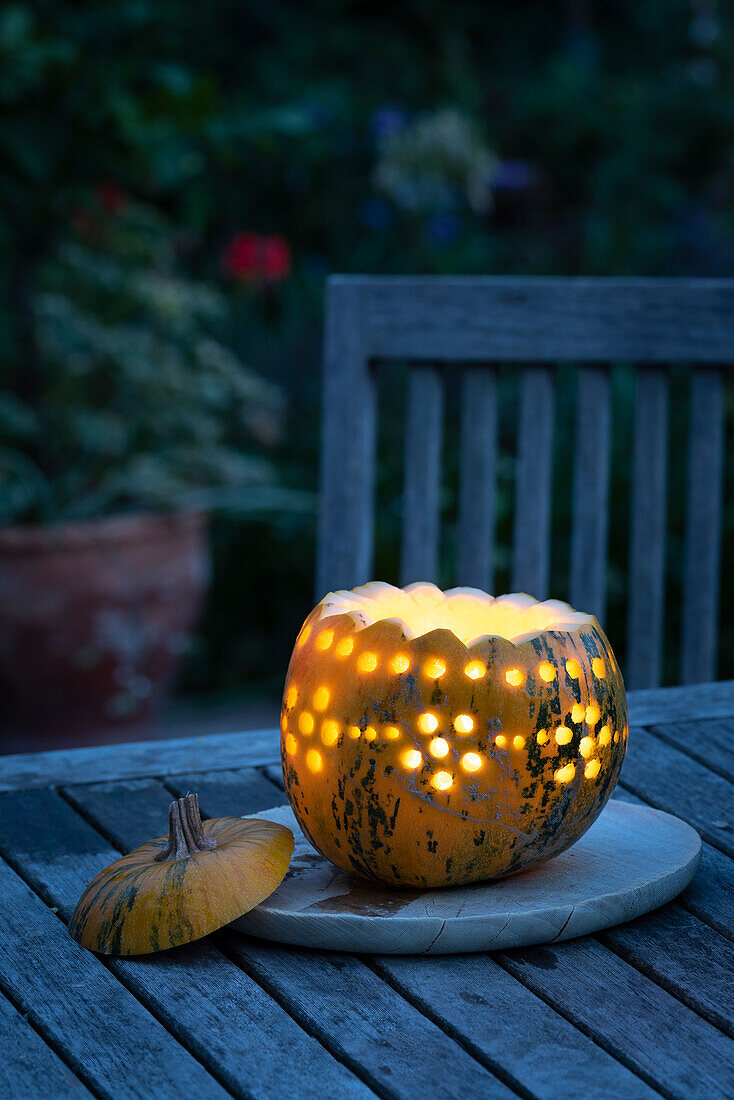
233,800,701,954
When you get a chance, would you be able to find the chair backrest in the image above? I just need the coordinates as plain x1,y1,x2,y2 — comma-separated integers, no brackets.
317,276,732,688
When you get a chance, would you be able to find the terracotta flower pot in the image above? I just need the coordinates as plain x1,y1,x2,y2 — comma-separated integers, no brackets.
0,511,209,742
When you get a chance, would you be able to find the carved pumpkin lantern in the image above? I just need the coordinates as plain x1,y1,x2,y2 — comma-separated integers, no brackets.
281,583,628,888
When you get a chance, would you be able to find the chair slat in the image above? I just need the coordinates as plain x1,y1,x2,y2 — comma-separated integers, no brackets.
512,366,554,599
400,365,444,584
457,366,498,592
570,366,611,622
681,368,725,684
317,282,376,599
627,367,669,689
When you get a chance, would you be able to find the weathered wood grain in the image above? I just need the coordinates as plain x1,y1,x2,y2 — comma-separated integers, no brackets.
166,767,289,818
621,726,734,856
613,788,734,941
626,680,734,726
400,364,444,584
648,718,734,783
457,366,498,591
334,275,734,362
511,365,554,599
570,365,611,623
0,785,373,1100
626,366,668,689
498,937,734,1100
0,992,93,1100
228,939,516,1100
681,367,725,684
0,855,230,1100
0,726,280,792
373,953,659,1100
317,279,377,598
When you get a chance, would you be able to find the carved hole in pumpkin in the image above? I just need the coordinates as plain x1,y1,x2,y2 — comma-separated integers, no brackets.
585,703,600,726
613,731,620,743
299,712,314,735
418,712,438,734
593,657,606,678
348,725,361,740
313,686,330,711
357,651,378,672
571,703,585,724
424,657,447,679
285,734,297,754
536,729,549,745
454,714,474,734
565,658,582,679
505,667,525,687
513,735,526,749
286,685,298,708
335,637,354,658
321,720,340,746
385,725,401,740
403,749,422,769
315,629,334,651
461,752,482,772
390,653,410,674
579,736,594,759
538,661,556,682
306,749,322,772
599,725,611,746
432,771,453,790
555,725,572,745
464,660,486,680
297,625,311,648
585,758,600,779
495,734,507,748
429,737,449,758
364,726,377,742
554,762,575,783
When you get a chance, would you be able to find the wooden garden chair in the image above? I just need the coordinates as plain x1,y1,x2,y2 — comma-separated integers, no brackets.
316,276,732,689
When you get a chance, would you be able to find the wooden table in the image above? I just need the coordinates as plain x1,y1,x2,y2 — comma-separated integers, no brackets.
1,681,732,1100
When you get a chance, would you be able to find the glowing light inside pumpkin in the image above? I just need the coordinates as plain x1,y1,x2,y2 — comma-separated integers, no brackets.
296,625,311,648
286,686,298,708
555,763,575,783
585,703,600,725
599,725,611,746
321,720,339,746
403,749,422,769
538,661,556,682
424,657,446,678
418,712,438,734
315,629,334,651
285,734,297,754
461,752,482,772
555,725,572,745
537,728,549,745
357,651,378,672
579,736,594,758
585,758,600,779
433,771,453,790
299,712,314,735
429,737,449,758
571,703,585,724
318,584,592,645
505,667,525,687
364,726,377,742
513,735,526,749
454,714,474,734
565,659,581,679
306,748,322,772
347,724,361,739
593,657,606,678
313,686,330,711
385,725,401,740
335,637,354,658
495,734,507,748
464,660,486,679
390,653,411,674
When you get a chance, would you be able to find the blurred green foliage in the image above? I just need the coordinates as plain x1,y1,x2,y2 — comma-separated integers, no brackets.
0,0,731,693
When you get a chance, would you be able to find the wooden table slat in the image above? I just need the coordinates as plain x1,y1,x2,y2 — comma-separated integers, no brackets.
0,991,94,1100
498,938,734,1100
372,954,660,1100
622,726,734,856
0,785,375,1100
625,680,734,726
648,718,734,784
0,856,231,1100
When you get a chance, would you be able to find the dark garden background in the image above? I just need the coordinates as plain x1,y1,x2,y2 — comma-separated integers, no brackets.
1,0,732,740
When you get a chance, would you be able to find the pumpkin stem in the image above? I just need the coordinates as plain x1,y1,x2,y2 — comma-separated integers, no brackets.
155,794,217,861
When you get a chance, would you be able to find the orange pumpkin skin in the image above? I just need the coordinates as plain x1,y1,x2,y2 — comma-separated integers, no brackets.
281,599,628,888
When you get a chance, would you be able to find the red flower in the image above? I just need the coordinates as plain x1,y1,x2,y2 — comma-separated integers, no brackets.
223,232,292,282
95,181,127,215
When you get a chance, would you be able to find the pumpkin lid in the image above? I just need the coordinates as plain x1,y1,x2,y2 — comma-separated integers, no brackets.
69,793,294,956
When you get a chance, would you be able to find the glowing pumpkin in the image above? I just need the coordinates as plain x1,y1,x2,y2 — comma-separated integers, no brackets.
281,583,628,888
